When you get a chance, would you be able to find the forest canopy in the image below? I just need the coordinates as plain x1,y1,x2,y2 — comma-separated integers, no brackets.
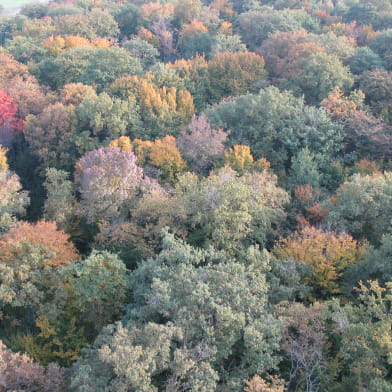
0,0,391,391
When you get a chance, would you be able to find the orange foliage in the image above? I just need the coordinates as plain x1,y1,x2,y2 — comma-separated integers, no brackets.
218,21,233,34
350,159,381,176
136,27,160,48
244,375,286,392
180,19,208,42
64,35,91,48
140,2,174,22
208,52,267,101
91,37,111,48
0,221,80,266
148,135,187,182
275,226,365,295
321,86,358,118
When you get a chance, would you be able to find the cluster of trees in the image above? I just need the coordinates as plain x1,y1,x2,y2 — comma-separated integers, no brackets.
0,0,391,390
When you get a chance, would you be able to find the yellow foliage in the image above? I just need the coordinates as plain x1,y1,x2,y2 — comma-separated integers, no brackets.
110,135,133,151
224,145,271,175
60,83,96,105
0,147,8,171
41,35,65,56
110,136,186,183
92,37,111,48
274,226,366,295
140,2,175,22
148,135,187,182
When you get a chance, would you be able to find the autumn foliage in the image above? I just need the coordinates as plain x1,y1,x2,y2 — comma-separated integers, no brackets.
0,221,80,266
275,226,365,295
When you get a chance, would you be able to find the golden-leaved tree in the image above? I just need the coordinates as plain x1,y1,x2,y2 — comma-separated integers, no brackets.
274,226,365,296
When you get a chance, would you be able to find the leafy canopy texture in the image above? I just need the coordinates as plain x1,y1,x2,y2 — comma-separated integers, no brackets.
69,231,282,391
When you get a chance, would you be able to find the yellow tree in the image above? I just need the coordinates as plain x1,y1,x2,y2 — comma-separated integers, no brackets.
274,226,365,296
110,135,187,183
224,145,271,175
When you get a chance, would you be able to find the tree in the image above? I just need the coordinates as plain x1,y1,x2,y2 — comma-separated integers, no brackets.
76,92,142,142
276,302,329,392
0,341,65,392
123,38,159,69
0,148,29,233
212,33,247,55
244,375,286,392
284,52,354,104
111,135,187,184
207,52,267,102
75,146,144,224
329,281,392,391
80,47,143,91
66,250,128,330
288,148,321,190
24,103,79,171
35,47,95,90
238,8,319,50
43,168,75,228
325,172,392,245
171,167,289,252
274,226,365,296
0,89,24,146
177,114,227,174
69,232,282,391
359,69,392,124
348,47,384,75
223,145,271,175
111,3,140,38
205,86,343,175
0,220,80,267
87,8,119,38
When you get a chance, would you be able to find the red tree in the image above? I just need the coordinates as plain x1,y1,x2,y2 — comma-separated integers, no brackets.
0,89,24,146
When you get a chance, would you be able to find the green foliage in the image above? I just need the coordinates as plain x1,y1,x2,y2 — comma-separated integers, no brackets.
70,232,282,391
66,250,128,330
206,86,343,175
43,168,75,227
288,148,321,190
76,92,142,142
329,281,392,391
325,172,392,244
0,151,29,233
172,167,289,253
348,47,384,75
123,38,159,69
80,47,142,92
284,52,354,104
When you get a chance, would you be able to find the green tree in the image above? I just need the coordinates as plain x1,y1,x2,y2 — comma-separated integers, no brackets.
69,231,282,391
206,86,343,175
80,47,142,92
288,147,321,190
0,148,29,233
325,172,392,245
284,52,354,104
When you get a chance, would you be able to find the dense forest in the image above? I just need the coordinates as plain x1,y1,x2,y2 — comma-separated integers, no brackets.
0,0,392,390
